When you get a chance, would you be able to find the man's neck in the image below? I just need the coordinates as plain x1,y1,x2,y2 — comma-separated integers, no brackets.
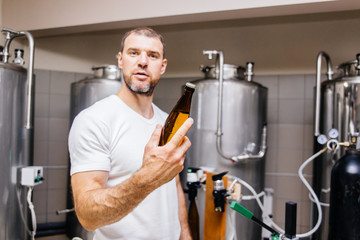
116,86,154,119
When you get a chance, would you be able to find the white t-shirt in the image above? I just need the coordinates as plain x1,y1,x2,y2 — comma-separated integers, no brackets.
69,95,181,240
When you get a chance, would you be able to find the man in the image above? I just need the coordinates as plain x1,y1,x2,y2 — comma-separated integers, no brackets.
69,27,193,239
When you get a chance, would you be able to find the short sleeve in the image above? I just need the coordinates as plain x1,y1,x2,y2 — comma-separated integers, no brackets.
68,110,111,175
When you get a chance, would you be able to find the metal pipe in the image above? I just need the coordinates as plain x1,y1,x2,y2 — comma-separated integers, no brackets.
203,50,229,159
202,50,266,162
314,51,334,137
202,50,225,141
56,208,75,215
19,30,35,130
234,125,267,161
1,28,35,130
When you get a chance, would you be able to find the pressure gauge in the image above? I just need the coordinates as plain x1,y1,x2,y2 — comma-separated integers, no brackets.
317,134,328,145
328,128,339,139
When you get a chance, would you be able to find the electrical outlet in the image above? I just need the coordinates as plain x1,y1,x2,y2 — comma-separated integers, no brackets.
21,166,44,187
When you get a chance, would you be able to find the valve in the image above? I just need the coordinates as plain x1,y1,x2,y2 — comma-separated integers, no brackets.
186,168,202,201
245,62,254,81
1,28,24,63
327,139,339,151
317,128,342,152
212,171,229,212
13,49,25,65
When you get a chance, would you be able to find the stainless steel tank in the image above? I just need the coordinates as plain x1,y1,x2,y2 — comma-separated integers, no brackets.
70,65,122,121
313,52,360,240
184,50,267,239
0,28,35,240
65,65,122,239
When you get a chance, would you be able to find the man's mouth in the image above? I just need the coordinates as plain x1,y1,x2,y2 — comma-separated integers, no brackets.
134,71,149,77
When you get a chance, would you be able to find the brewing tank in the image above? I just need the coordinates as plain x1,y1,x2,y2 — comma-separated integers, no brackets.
0,28,35,240
185,62,267,239
313,52,360,239
70,65,122,121
66,65,122,239
0,63,31,240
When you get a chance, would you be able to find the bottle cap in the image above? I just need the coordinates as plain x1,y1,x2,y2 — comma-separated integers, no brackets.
185,82,196,89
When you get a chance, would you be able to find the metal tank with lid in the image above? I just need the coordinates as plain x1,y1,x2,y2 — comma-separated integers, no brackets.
184,50,267,240
0,28,35,240
70,65,122,121
65,65,122,239
313,52,360,240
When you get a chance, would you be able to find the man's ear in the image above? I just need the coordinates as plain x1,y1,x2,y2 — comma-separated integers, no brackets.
160,58,167,75
117,52,123,69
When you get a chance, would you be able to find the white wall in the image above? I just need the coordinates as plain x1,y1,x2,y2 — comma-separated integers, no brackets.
0,0,28,61
3,0,356,32
0,0,2,26
30,12,360,76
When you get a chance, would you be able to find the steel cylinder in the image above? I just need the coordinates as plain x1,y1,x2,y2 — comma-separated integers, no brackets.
184,64,267,239
0,63,32,240
70,65,122,121
66,65,122,239
313,53,360,240
329,148,360,240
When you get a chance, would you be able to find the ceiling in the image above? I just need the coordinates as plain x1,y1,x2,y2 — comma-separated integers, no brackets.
2,0,360,37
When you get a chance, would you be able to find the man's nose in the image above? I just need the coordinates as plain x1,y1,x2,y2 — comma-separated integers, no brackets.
138,52,148,67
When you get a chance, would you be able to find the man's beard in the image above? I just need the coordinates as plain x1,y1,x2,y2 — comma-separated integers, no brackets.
123,77,156,96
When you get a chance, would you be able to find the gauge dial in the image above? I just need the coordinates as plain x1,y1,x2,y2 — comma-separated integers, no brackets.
328,128,339,139
317,134,328,145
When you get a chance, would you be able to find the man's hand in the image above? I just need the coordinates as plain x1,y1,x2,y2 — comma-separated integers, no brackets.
140,117,194,186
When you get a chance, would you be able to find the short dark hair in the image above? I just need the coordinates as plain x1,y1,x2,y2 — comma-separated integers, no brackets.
120,27,166,58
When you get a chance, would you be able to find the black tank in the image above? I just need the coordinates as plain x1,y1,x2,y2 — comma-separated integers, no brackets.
329,148,360,240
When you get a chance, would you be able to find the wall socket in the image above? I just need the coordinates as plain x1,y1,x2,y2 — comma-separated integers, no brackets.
21,166,44,187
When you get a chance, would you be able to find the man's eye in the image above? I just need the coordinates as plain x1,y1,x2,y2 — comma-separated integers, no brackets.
150,54,158,59
129,51,137,56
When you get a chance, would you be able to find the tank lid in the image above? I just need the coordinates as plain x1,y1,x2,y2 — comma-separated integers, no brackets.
0,62,27,72
92,65,122,80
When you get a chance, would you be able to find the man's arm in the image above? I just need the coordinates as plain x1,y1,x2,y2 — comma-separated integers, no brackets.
176,175,192,240
71,168,157,231
71,118,193,231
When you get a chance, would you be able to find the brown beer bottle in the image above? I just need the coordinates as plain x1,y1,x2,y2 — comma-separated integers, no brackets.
187,168,201,240
159,82,195,146
188,197,200,240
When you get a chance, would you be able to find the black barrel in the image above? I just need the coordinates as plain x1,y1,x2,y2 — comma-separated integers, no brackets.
329,149,360,240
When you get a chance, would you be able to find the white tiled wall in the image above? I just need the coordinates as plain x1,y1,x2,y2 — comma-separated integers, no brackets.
33,69,91,223
256,74,315,233
32,69,317,235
